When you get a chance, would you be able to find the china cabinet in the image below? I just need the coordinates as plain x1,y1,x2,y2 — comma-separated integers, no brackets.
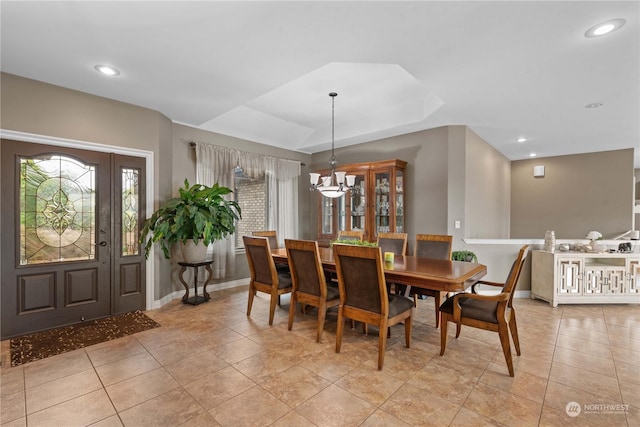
316,159,406,245
531,250,640,306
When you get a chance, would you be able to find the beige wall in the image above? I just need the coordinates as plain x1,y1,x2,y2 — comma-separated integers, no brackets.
4,72,635,299
0,73,311,299
511,149,635,238
1,72,176,300
309,125,511,253
0,73,166,153
310,127,450,253
464,127,511,238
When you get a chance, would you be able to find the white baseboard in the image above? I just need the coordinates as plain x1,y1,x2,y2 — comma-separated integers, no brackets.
152,279,248,309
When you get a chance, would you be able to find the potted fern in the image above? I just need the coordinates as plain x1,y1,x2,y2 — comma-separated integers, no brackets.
139,179,241,262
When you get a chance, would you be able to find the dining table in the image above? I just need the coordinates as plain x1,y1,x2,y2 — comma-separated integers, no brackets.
271,246,487,294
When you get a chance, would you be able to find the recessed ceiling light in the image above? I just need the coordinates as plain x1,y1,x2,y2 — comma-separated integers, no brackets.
515,137,528,143
585,102,603,109
94,65,120,76
585,18,625,38
529,153,537,158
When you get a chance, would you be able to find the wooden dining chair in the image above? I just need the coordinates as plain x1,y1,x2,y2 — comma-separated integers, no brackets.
409,234,453,327
336,230,364,241
333,243,413,370
331,230,365,286
377,232,408,294
377,232,408,257
285,239,340,342
253,230,289,273
439,245,529,377
252,230,279,248
243,236,293,326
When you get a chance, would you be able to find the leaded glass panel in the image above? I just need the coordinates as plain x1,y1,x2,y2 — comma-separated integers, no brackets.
121,168,140,256
20,155,96,265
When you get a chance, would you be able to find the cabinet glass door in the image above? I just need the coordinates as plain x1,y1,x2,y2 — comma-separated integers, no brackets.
321,196,333,235
320,194,346,237
395,170,404,233
349,174,366,233
374,171,391,238
337,195,346,233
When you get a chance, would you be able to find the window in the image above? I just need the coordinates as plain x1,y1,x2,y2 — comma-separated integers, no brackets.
234,170,266,249
19,155,96,265
194,143,300,259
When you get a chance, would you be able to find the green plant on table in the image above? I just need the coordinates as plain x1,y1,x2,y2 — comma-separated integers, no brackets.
330,239,378,247
451,250,478,263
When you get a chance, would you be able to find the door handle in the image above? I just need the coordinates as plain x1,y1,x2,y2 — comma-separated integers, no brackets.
98,241,107,247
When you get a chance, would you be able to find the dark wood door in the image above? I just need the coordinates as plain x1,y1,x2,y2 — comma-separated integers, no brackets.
1,140,146,338
112,154,146,314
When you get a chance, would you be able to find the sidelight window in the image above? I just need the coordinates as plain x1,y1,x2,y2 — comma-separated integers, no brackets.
121,167,140,256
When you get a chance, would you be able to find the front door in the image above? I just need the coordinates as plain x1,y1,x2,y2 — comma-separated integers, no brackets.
1,140,146,338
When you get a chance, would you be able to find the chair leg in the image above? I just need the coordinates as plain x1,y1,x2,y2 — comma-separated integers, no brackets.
498,322,515,377
335,308,344,353
455,322,462,338
404,285,412,298
268,291,278,326
508,309,521,356
287,292,297,331
316,303,327,343
247,284,256,317
404,315,412,349
377,320,388,370
433,292,441,328
439,312,448,356
362,323,368,335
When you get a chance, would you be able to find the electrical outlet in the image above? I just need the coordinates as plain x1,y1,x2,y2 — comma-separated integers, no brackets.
454,220,461,229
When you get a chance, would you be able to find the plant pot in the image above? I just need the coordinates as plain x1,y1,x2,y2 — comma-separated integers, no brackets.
180,240,208,263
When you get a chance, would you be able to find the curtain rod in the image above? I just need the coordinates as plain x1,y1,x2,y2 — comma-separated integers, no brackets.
188,141,306,166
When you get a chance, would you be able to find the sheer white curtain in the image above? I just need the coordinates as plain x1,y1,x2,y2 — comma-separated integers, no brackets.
265,157,300,245
195,142,300,277
195,143,238,279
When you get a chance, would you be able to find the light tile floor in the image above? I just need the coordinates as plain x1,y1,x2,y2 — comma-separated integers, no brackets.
1,286,638,426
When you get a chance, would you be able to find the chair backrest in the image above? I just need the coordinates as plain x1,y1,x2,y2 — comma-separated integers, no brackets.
415,234,453,259
243,235,277,286
333,243,387,315
337,230,364,241
377,232,408,256
502,245,530,306
252,230,279,249
285,239,326,298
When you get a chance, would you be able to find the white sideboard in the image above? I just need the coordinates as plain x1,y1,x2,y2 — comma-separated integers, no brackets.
531,250,640,307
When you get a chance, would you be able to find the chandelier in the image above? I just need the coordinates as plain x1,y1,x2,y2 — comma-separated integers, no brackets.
310,92,355,198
